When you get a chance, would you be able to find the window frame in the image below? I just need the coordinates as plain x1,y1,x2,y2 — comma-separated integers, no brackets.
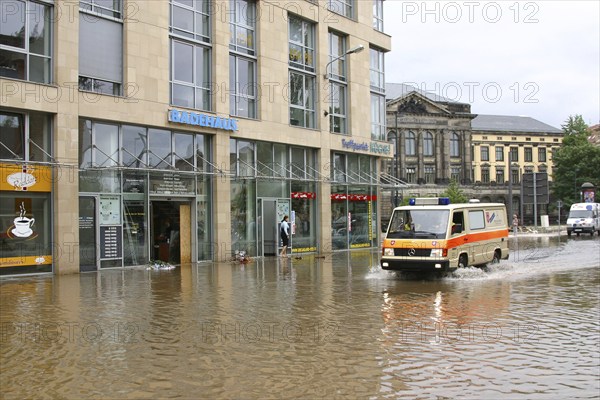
495,146,504,161
423,132,434,156
538,147,546,162
0,109,52,162
450,133,460,157
405,131,416,156
289,70,316,128
373,0,384,31
288,15,315,73
0,0,53,84
480,145,489,161
327,31,348,133
328,0,353,19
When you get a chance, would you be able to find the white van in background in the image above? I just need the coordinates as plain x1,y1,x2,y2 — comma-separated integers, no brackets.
566,203,600,237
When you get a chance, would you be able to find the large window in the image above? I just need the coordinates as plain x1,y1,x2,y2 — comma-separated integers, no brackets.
370,47,385,140
451,166,461,182
373,0,384,31
423,132,434,156
424,166,434,184
496,168,504,184
79,2,123,95
405,131,416,156
450,133,460,157
230,55,256,118
538,147,546,162
230,0,256,118
289,71,315,128
0,110,51,162
288,16,314,72
524,147,533,162
328,0,353,18
370,94,385,141
369,47,385,92
511,168,520,184
1,0,52,83
509,146,519,162
405,167,415,184
495,146,504,161
481,168,490,183
480,146,489,161
328,32,347,133
288,15,315,128
170,0,212,110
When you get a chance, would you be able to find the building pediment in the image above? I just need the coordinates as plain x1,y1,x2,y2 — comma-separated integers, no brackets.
388,92,451,116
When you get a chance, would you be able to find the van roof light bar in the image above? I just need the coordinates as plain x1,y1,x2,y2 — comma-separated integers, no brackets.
409,197,450,206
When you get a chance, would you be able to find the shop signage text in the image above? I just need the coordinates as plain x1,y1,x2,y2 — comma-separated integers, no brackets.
168,109,238,131
341,139,391,155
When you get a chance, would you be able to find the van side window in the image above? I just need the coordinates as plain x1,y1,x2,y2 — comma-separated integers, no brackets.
452,211,464,234
468,210,485,230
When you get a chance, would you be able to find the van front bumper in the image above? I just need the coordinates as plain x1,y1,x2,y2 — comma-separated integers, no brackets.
381,258,451,272
568,226,595,234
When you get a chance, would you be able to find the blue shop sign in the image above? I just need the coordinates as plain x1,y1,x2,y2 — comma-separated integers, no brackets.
342,139,391,155
168,109,238,131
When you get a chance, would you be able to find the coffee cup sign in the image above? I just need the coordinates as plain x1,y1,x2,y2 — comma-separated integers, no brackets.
11,202,35,238
14,217,35,236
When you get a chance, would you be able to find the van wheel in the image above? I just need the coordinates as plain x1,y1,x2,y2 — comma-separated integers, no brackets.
491,250,501,264
567,231,572,237
458,254,468,269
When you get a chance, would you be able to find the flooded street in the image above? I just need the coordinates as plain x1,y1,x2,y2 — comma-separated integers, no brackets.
1,236,599,399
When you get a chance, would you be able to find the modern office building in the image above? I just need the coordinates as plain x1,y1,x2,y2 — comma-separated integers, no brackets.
1,0,392,275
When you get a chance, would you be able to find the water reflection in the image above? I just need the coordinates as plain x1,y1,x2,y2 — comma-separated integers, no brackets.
1,238,599,399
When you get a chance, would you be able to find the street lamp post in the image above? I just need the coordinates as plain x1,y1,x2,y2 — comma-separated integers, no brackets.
323,44,365,134
323,44,365,79
394,111,400,207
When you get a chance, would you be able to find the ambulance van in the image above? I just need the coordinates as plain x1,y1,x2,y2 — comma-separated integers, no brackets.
566,202,600,237
381,198,509,272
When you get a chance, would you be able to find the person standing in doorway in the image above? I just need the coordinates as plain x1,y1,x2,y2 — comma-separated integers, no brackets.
280,215,290,257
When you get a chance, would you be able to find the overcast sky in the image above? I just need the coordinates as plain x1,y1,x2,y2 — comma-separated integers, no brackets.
383,0,600,129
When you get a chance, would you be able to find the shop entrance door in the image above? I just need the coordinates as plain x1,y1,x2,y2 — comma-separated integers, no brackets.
258,198,290,257
79,196,98,272
151,200,192,264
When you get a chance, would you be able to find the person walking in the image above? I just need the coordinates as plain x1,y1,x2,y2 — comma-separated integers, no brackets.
280,215,290,257
512,214,519,235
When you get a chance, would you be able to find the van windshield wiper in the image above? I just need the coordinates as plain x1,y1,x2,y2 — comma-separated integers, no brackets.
414,231,438,238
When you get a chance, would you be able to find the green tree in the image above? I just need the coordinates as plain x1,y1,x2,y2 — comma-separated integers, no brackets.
439,179,469,204
552,115,600,207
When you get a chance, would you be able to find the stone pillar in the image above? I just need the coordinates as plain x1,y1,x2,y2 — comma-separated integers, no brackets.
319,150,332,253
53,6,80,274
212,134,232,261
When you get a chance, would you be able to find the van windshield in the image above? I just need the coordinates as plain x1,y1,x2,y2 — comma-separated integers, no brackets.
386,210,449,239
569,210,593,218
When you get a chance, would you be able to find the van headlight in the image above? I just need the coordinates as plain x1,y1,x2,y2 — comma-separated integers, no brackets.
430,249,443,257
383,248,395,256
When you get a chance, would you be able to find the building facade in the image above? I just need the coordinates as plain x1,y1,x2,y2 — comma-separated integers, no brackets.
471,114,563,223
1,0,392,275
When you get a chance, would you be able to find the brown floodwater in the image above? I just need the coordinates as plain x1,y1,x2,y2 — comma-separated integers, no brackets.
1,235,599,399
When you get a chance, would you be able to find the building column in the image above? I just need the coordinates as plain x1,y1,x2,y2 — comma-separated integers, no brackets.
53,7,80,274
212,133,232,261
319,150,332,253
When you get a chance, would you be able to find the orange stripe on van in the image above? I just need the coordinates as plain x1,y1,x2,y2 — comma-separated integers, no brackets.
445,229,508,249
